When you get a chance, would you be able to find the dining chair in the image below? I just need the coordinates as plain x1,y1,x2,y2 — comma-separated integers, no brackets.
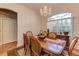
62,36,79,56
23,34,26,55
23,33,29,55
30,36,41,56
42,31,47,37
26,31,33,37
37,31,48,41
48,32,57,40
23,31,33,55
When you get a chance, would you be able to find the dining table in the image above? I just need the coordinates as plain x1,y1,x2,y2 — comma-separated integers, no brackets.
38,38,66,56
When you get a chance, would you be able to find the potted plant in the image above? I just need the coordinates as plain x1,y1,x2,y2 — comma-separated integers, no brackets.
63,29,69,36
60,31,62,35
63,31,69,36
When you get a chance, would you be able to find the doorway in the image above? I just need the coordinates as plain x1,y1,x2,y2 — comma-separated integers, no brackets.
0,8,17,55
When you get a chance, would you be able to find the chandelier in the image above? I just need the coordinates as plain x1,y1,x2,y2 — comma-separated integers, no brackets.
40,5,52,16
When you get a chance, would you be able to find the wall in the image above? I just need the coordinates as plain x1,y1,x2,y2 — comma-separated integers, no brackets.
41,4,79,49
0,3,41,46
41,17,47,31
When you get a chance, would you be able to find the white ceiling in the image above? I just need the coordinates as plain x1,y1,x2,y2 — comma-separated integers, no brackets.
22,3,79,11
21,3,64,16
21,3,79,17
22,3,63,11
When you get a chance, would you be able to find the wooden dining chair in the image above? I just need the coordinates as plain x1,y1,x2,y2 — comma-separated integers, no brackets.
48,32,57,40
23,31,33,55
62,36,79,56
42,31,47,37
23,33,27,55
26,31,33,37
30,36,41,56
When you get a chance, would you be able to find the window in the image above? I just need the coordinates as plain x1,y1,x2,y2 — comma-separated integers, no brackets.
47,12,72,36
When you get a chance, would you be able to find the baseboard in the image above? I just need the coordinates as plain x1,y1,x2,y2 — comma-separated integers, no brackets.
0,41,17,46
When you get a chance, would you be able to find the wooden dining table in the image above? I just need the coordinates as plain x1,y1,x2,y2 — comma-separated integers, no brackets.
38,39,66,56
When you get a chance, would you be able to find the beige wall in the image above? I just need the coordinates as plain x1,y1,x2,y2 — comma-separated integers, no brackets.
41,4,79,49
41,17,47,31
0,3,42,46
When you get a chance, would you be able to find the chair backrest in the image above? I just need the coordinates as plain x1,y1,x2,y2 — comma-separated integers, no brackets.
23,31,33,55
69,37,79,53
26,31,33,37
48,32,57,40
42,31,47,37
25,31,33,46
23,33,27,49
30,36,41,56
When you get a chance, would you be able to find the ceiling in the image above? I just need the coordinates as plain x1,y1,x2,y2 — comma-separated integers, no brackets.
22,3,63,11
21,3,79,17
